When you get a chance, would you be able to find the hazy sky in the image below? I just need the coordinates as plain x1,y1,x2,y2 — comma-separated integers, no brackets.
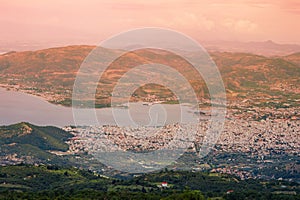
1,0,300,45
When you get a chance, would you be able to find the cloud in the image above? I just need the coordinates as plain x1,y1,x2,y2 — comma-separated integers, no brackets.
279,0,300,15
169,13,215,31
222,18,258,32
0,0,299,44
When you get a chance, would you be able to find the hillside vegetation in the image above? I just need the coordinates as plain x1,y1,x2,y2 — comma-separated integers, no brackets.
0,165,299,199
0,122,72,165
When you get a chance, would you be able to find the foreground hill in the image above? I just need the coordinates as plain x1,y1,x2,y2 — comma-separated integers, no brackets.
0,45,299,107
0,122,72,165
0,165,299,199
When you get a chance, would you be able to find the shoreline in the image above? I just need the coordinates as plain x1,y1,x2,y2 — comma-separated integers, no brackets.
0,85,185,109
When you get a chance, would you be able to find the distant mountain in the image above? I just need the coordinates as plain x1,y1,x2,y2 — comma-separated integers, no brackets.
1,40,299,57
0,122,72,165
0,45,299,107
203,40,300,56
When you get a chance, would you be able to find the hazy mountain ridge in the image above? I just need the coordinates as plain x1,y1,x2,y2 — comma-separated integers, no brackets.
1,40,300,56
203,40,300,56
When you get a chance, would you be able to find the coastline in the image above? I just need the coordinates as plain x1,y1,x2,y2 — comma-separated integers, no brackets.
0,85,56,106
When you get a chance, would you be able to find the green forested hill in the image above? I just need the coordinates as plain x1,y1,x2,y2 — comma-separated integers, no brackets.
0,122,71,151
0,122,72,165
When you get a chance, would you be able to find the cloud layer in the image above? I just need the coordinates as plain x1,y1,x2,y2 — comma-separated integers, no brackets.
0,0,299,44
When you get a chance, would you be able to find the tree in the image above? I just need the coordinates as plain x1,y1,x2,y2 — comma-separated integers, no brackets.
162,190,205,200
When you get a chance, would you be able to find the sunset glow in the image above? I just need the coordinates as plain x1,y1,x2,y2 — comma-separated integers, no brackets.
1,0,299,45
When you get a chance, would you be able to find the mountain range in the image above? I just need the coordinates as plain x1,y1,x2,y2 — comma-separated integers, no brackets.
202,40,300,56
1,40,300,56
0,45,299,107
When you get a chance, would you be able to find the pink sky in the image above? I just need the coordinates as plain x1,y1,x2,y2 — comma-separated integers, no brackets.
0,0,300,45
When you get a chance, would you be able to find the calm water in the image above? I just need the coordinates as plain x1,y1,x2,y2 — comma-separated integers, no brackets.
0,88,197,127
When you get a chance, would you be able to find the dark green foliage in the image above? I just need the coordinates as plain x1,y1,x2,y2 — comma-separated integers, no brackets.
0,123,73,165
0,165,299,199
161,190,205,200
0,122,72,151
